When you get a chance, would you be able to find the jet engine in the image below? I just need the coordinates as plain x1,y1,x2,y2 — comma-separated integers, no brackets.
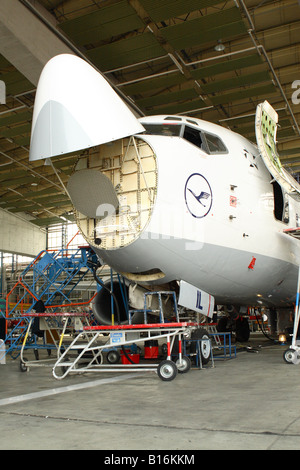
92,281,180,325
92,280,129,325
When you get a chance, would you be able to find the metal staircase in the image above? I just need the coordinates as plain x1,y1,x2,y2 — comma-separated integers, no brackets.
3,246,99,359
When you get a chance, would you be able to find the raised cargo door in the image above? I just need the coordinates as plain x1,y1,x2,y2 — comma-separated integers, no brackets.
29,54,144,162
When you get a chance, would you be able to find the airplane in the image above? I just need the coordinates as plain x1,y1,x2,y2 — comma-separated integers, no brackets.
29,54,300,344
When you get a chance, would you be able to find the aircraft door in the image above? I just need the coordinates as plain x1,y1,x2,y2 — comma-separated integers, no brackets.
255,101,300,202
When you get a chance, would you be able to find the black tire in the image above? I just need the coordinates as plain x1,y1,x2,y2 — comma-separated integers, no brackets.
107,349,120,364
20,358,28,372
55,358,70,378
157,360,178,381
161,343,168,357
189,328,211,365
175,355,191,373
235,317,250,342
217,316,230,333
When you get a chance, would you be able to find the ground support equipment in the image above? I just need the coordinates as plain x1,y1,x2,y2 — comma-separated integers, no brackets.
52,322,200,381
200,324,236,360
282,228,300,364
4,246,99,360
209,332,236,360
1,315,31,360
19,312,89,372
183,338,215,369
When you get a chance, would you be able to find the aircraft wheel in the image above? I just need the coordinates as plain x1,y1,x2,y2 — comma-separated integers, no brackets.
283,348,300,364
190,328,211,364
157,360,178,381
175,355,191,373
107,349,120,364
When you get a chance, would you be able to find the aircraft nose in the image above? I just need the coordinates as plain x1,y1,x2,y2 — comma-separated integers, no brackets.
68,135,158,251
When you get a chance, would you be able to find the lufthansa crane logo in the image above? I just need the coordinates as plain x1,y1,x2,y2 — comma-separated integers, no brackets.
184,173,213,218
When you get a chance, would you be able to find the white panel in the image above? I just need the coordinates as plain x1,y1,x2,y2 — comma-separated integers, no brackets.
178,280,214,318
29,54,145,161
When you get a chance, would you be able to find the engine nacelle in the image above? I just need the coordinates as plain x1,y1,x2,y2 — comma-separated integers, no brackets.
92,280,129,325
91,281,178,325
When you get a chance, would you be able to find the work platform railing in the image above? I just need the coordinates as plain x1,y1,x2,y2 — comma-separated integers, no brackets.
1,246,100,360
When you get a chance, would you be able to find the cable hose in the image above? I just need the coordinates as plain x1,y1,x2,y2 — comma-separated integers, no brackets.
254,310,277,342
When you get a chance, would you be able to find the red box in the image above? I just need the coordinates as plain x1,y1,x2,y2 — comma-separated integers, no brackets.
120,351,140,364
144,346,159,359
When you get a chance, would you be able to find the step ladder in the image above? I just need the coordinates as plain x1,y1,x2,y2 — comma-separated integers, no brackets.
4,246,99,359
205,324,222,348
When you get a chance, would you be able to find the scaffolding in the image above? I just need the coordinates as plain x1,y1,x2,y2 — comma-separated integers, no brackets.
2,245,99,361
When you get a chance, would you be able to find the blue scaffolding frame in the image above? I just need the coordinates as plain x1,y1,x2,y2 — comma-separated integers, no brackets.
2,246,100,360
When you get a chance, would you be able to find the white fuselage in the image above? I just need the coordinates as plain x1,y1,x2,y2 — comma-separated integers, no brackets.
91,116,300,308
28,55,300,310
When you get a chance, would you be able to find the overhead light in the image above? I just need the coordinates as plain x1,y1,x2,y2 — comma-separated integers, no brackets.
31,182,38,186
214,39,225,52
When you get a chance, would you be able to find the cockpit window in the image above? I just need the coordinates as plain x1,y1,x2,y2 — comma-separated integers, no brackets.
204,132,228,154
183,126,203,150
183,126,227,154
141,122,228,155
142,123,182,136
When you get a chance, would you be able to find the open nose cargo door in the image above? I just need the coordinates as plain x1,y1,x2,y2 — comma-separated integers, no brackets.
29,54,145,162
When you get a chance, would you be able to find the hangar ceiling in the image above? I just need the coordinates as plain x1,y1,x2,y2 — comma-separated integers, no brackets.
0,0,300,227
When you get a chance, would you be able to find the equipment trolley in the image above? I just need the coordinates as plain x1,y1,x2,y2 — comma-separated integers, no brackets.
52,321,208,381
282,227,300,364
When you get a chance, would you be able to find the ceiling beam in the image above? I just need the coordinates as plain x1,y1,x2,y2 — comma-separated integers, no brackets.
0,0,73,87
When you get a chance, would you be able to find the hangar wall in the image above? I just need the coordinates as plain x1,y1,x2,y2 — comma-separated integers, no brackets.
0,208,46,257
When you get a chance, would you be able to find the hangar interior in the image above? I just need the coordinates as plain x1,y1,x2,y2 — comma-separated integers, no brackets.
1,0,300,451
0,0,299,325
0,1,299,341
1,0,300,228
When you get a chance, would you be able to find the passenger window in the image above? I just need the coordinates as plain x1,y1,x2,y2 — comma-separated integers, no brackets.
204,132,228,154
183,126,203,149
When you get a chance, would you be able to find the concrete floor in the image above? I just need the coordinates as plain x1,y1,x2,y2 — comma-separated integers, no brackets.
0,333,300,451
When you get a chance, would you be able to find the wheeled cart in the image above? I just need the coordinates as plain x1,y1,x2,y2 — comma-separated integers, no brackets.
283,263,300,364
282,228,300,364
52,321,209,381
19,312,89,372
